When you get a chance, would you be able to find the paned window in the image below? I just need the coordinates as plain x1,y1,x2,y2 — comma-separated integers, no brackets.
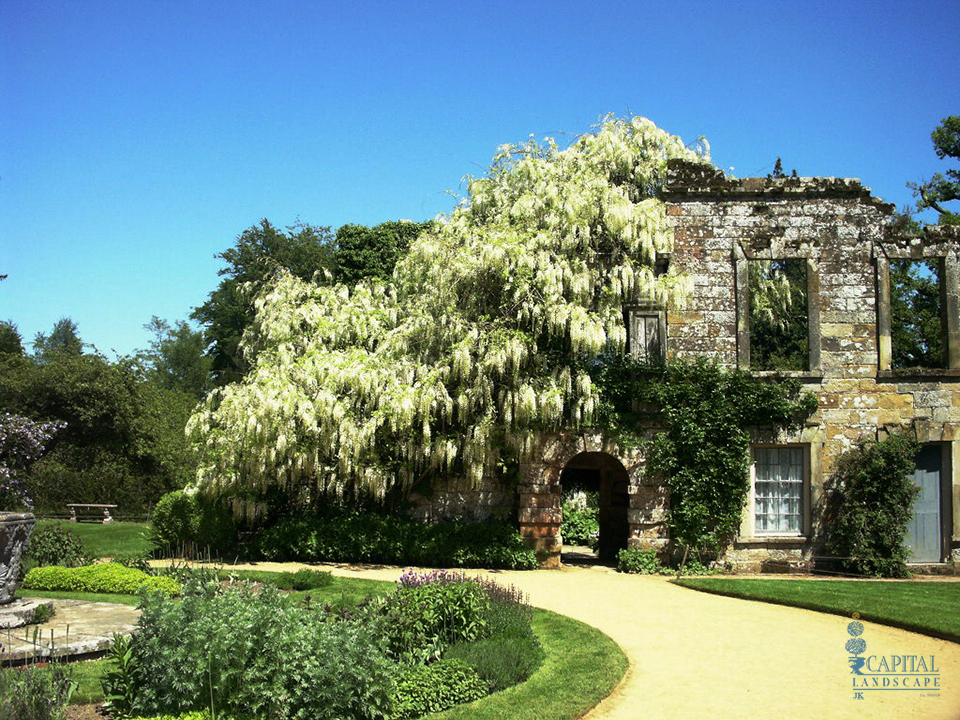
753,447,804,534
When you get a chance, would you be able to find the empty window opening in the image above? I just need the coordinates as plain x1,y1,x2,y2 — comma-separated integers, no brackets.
749,259,809,371
890,259,946,369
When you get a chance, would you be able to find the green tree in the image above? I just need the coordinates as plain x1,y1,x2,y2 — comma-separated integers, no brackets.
0,321,24,356
0,352,195,513
192,220,336,385
333,220,433,286
33,317,85,362
139,316,212,399
188,116,709,516
911,115,959,225
767,157,797,179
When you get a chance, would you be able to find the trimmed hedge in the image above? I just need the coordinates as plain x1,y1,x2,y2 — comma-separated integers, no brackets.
22,563,180,597
255,511,537,569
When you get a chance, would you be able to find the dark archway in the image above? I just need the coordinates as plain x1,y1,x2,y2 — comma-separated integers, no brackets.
560,452,630,561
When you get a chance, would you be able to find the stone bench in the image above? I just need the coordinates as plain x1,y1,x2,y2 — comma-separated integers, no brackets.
67,503,117,524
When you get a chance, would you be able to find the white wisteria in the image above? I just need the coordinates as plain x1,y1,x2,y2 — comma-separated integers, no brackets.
187,116,709,514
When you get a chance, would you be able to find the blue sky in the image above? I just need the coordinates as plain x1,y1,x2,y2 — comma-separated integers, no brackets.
2,0,958,358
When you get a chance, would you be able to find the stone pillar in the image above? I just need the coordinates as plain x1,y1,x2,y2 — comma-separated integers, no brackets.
0,512,36,605
517,463,562,568
627,483,670,554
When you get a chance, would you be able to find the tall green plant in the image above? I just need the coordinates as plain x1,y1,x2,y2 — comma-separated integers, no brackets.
824,432,922,578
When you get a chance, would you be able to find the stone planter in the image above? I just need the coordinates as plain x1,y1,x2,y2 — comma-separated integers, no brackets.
0,511,36,605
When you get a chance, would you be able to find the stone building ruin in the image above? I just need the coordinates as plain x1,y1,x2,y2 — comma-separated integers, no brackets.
412,159,960,571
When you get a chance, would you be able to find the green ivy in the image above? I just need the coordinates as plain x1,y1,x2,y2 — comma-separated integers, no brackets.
593,357,817,561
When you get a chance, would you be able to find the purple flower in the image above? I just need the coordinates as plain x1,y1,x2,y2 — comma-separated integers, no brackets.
0,413,65,510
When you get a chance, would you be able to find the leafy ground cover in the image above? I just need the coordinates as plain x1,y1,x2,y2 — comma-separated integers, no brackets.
674,577,960,642
34,520,154,559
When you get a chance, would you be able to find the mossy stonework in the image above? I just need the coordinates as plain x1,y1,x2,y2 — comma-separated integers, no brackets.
413,160,959,571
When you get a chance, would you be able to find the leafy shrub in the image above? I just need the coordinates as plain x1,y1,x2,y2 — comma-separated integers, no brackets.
825,432,922,578
122,582,394,720
31,602,54,624
561,503,599,548
270,568,333,591
378,575,491,664
444,631,544,692
127,714,221,720
471,577,535,640
675,558,721,576
22,563,180,597
26,524,88,568
391,659,487,720
151,491,236,556
255,510,536,569
0,664,76,720
101,633,140,719
617,546,663,574
154,561,222,591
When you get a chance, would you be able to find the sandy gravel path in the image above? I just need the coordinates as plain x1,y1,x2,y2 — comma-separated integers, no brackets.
216,561,960,720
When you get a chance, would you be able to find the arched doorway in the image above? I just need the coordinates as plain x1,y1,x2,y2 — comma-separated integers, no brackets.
560,452,630,561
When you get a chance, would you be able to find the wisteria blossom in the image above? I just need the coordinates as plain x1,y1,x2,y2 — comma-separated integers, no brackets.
188,117,709,517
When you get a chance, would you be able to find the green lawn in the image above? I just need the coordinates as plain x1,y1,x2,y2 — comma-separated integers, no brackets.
29,572,626,719
675,577,960,643
35,520,154,558
432,609,626,720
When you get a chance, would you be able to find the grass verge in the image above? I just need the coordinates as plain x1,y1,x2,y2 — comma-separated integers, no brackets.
674,577,960,643
35,520,154,558
432,608,627,720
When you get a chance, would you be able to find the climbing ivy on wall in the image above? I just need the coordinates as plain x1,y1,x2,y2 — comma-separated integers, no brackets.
593,357,818,561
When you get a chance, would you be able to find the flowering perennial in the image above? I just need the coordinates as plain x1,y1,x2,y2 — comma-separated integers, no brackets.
0,413,65,510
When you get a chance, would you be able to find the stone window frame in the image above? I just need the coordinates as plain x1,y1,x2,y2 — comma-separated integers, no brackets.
743,443,812,540
623,252,671,363
875,245,960,375
734,244,822,377
625,302,667,363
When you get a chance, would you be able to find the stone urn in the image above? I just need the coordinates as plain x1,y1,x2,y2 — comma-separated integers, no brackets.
0,511,36,605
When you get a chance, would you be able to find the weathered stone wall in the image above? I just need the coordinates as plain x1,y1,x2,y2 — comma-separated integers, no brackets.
663,160,960,571
412,160,959,573
515,432,664,568
406,473,515,524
